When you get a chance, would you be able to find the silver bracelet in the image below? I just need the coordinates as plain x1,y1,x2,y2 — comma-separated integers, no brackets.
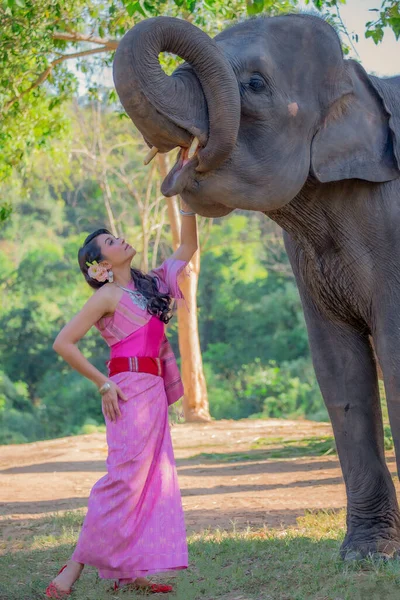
98,381,111,395
179,208,196,216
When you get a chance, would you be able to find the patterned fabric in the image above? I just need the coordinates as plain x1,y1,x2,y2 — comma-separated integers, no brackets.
95,257,188,406
70,257,190,579
71,371,188,578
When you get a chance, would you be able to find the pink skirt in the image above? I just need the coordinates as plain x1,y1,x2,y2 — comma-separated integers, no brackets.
71,371,188,579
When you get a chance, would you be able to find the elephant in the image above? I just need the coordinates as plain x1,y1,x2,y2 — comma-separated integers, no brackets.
113,13,400,559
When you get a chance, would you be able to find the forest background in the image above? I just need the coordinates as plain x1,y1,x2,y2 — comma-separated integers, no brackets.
0,0,399,444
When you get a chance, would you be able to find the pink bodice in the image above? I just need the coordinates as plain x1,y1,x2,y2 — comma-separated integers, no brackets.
95,257,188,348
110,316,165,359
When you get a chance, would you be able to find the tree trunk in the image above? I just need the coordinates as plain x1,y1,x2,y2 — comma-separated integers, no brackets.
158,154,211,422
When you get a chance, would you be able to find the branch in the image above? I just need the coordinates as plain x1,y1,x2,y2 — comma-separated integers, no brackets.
3,66,53,113
52,31,119,49
53,46,112,63
70,148,97,161
335,3,360,59
110,166,144,209
3,45,114,113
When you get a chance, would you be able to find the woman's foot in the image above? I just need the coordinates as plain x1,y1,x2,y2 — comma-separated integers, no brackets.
116,577,152,589
125,577,151,587
48,560,84,594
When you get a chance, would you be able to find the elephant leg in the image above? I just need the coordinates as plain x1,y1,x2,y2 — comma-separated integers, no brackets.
374,316,400,479
282,232,400,559
301,303,400,558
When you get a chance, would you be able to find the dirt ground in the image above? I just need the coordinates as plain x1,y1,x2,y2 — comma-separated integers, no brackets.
0,419,397,542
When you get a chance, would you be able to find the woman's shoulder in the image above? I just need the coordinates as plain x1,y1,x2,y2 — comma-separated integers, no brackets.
91,282,124,318
91,281,119,300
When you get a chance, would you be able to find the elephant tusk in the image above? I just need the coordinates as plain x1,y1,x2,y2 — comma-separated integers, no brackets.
144,146,159,165
188,137,200,159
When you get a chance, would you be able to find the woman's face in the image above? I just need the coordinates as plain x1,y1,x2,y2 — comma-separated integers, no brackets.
96,233,136,267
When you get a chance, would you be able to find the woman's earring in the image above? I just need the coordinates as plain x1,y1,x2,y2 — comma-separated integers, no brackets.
108,270,114,283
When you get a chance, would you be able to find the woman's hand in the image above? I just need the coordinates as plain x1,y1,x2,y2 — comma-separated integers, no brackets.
101,381,128,422
180,199,193,213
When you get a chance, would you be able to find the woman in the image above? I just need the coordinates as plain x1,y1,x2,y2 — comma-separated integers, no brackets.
46,199,197,597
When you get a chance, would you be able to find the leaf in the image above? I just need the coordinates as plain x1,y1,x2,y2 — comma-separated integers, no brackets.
126,1,146,17
365,26,384,44
126,2,136,16
0,202,12,223
246,0,264,16
143,0,157,12
390,17,400,39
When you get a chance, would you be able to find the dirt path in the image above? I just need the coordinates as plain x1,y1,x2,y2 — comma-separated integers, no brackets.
0,419,397,542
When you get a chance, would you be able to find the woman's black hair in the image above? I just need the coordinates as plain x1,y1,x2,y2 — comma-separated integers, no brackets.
78,228,173,324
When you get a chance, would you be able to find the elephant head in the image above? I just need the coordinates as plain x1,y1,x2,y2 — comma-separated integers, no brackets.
113,14,400,217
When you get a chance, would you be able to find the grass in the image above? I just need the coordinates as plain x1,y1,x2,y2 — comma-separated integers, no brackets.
190,435,338,463
190,429,395,463
2,510,400,600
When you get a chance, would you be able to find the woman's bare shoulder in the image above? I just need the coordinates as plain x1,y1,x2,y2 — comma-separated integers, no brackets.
91,282,123,317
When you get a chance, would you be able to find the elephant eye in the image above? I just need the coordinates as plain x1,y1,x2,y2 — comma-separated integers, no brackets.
248,74,266,92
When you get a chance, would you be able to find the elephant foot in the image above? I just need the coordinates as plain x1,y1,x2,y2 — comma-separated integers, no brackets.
340,535,400,561
342,549,396,562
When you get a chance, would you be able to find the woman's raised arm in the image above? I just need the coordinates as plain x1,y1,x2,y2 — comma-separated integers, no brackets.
169,199,198,263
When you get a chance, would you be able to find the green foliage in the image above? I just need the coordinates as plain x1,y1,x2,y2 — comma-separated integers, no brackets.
0,370,43,443
206,357,324,421
191,434,336,461
0,0,79,180
366,0,400,43
0,203,12,223
1,0,301,187
36,370,105,438
384,424,394,450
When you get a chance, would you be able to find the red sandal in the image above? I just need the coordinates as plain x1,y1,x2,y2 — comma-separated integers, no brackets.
45,565,72,598
113,580,173,594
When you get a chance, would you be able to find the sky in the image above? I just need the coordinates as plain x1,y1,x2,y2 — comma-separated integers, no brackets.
299,0,399,76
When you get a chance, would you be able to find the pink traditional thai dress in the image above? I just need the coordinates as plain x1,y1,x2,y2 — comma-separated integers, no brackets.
71,258,189,580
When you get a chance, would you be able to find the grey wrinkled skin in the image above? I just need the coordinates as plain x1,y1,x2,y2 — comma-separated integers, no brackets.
113,13,400,558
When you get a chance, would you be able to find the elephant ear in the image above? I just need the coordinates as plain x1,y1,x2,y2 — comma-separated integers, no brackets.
310,61,400,183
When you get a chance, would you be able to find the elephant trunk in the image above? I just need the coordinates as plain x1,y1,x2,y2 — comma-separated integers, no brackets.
113,16,240,172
